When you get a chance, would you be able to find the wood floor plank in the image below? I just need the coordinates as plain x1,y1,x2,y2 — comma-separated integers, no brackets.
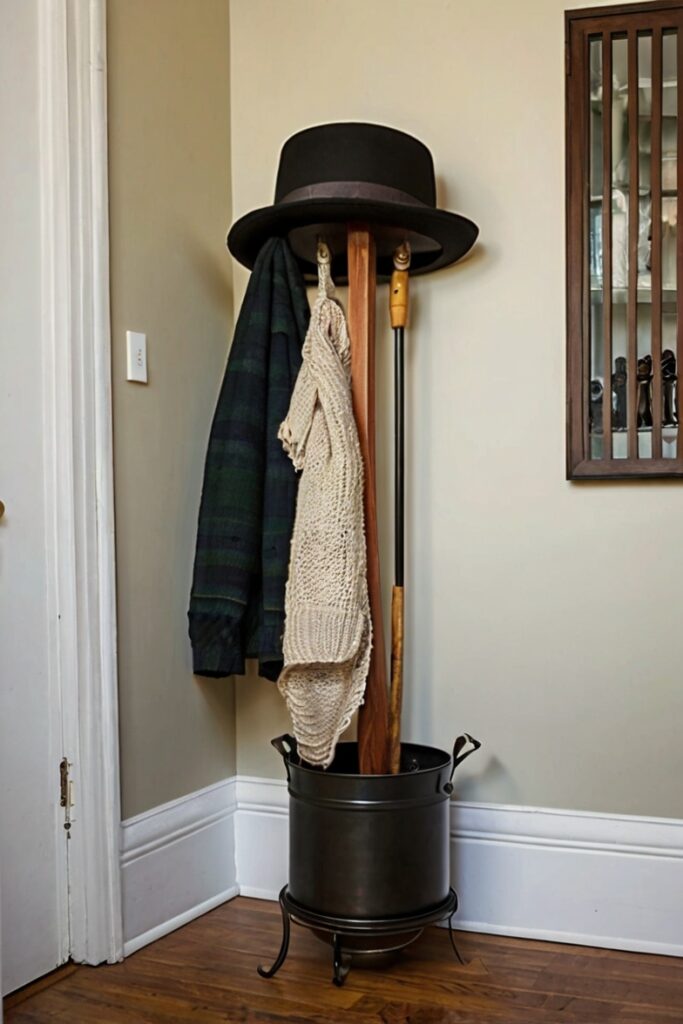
539,949,683,986
5,897,683,1024
2,965,81,1011
105,952,364,1014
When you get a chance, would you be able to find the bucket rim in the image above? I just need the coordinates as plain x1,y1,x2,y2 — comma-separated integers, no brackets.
285,740,452,779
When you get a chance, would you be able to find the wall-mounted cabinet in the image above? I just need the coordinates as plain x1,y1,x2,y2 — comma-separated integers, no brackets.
566,1,683,477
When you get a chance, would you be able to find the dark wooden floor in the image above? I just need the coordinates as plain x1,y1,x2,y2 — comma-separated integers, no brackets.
5,896,683,1023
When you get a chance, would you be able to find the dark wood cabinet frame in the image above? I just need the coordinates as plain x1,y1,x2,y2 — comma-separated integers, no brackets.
566,0,683,478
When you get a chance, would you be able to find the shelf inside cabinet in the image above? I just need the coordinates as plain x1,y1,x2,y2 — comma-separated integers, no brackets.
591,425,679,436
590,285,677,306
589,189,678,200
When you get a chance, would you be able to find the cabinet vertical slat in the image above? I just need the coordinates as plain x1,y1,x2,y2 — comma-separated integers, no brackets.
566,20,590,475
602,32,613,459
628,30,639,459
678,26,683,464
580,29,591,466
652,26,664,459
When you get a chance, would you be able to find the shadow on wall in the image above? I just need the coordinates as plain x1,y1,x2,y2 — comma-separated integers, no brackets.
180,226,234,321
453,755,521,805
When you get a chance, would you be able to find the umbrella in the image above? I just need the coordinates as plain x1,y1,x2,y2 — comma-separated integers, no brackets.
388,241,411,774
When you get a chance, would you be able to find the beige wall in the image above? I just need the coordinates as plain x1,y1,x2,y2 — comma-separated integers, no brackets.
229,0,683,819
108,0,235,819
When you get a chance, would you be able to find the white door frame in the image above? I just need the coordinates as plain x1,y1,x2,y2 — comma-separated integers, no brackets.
39,0,123,964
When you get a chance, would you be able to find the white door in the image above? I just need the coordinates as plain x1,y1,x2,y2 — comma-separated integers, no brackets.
0,0,70,994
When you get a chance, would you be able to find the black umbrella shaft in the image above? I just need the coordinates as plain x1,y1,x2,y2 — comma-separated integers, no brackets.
394,325,405,587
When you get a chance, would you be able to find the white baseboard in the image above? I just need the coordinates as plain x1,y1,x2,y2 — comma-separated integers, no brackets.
120,778,238,955
235,776,289,899
234,775,683,958
120,773,683,959
450,802,683,957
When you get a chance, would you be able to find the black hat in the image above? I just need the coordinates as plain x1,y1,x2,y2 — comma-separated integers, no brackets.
227,122,478,282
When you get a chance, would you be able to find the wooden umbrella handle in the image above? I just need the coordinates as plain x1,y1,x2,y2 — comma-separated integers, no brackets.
347,226,390,775
390,264,409,330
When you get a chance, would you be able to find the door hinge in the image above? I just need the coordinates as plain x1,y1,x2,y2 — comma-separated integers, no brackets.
59,757,73,836
565,40,572,77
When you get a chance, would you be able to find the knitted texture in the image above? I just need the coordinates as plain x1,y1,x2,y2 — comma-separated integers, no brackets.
278,260,371,767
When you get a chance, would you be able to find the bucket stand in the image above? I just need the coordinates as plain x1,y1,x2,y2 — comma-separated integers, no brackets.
258,885,463,987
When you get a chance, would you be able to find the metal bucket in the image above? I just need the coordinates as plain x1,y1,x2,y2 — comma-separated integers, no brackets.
272,733,480,921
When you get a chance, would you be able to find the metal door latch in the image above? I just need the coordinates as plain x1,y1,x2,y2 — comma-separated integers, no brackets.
59,757,74,835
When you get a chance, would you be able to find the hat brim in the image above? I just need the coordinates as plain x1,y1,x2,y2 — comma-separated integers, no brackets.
227,197,478,282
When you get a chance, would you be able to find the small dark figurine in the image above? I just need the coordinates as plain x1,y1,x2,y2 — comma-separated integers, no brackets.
637,354,653,428
612,356,628,430
662,348,678,426
590,379,604,433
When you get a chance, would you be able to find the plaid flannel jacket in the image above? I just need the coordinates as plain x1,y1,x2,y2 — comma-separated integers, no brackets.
188,238,309,681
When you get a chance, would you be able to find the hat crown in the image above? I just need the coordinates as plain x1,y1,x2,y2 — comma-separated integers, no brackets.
274,123,436,208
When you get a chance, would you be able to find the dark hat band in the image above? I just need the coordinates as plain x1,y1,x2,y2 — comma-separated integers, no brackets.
278,180,426,207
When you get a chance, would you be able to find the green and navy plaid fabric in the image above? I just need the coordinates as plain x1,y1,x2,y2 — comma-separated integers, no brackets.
188,238,309,681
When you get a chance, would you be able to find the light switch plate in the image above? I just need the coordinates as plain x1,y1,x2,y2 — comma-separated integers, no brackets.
126,331,148,383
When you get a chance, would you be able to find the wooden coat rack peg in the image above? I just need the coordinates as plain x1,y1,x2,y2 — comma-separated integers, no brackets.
347,225,391,775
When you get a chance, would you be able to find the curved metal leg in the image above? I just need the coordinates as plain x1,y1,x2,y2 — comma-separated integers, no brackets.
447,907,466,966
257,886,291,978
332,932,351,987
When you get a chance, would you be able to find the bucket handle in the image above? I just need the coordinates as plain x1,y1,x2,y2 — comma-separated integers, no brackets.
271,734,299,781
443,733,481,795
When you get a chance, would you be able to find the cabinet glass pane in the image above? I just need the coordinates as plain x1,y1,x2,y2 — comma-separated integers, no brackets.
587,28,679,463
638,34,653,458
662,30,678,458
613,35,629,459
589,37,603,458
589,35,630,458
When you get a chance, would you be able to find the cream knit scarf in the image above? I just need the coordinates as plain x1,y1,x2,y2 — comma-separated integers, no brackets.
277,258,371,768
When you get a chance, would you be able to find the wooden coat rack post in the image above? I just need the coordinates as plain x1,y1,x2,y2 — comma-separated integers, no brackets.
347,226,391,775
